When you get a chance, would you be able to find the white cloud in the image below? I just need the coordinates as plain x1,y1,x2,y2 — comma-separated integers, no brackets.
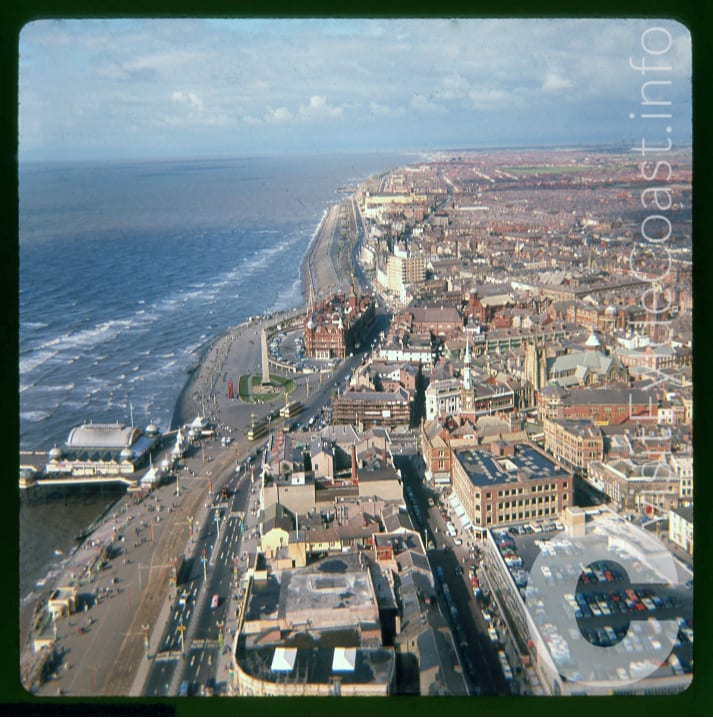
368,101,403,118
18,18,692,161
264,106,293,124
297,95,344,121
436,74,471,101
542,71,575,93
171,90,204,110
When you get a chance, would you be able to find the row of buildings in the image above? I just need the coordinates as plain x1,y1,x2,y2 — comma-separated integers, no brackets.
232,421,467,696
236,150,693,697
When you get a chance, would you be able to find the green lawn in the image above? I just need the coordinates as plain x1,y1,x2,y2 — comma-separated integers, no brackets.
248,374,295,403
238,375,251,402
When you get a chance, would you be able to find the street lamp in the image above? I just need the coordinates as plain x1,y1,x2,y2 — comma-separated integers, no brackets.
177,619,186,658
217,620,224,652
141,624,150,658
201,549,208,583
187,515,194,542
214,509,221,538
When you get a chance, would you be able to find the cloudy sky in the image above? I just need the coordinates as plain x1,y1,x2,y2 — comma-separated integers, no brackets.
18,18,692,161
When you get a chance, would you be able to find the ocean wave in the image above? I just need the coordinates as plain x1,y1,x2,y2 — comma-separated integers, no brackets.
29,312,159,362
39,382,76,393
62,398,91,411
20,320,49,330
34,319,130,356
21,410,53,423
19,348,60,375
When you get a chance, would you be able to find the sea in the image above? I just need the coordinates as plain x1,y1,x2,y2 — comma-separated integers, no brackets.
18,151,416,602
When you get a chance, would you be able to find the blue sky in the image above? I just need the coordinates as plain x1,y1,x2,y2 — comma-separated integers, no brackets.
18,18,692,161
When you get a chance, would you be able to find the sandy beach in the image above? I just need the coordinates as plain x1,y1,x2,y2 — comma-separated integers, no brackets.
301,199,353,304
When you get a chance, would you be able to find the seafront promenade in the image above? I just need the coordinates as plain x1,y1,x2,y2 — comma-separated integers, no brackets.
20,191,358,699
301,198,356,303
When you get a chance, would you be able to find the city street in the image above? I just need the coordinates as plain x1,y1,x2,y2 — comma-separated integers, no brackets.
397,453,510,696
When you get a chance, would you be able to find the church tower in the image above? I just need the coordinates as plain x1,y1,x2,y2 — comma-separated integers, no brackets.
525,339,547,391
460,332,476,417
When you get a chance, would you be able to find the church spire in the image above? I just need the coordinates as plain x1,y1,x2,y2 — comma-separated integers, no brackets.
463,330,472,391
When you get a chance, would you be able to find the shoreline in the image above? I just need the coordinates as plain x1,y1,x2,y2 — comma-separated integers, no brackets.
174,195,353,431
300,207,328,303
18,186,362,693
170,326,235,431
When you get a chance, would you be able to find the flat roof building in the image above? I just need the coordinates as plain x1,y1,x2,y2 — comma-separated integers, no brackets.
542,417,603,475
235,553,395,696
480,508,693,695
451,442,572,538
331,387,412,429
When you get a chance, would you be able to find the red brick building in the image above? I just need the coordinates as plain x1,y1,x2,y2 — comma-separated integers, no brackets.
537,385,657,425
304,292,375,359
409,304,462,337
542,417,603,475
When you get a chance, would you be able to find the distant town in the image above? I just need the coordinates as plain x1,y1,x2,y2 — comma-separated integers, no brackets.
21,147,693,698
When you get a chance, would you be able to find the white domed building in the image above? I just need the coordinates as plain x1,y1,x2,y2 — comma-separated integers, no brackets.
45,421,161,477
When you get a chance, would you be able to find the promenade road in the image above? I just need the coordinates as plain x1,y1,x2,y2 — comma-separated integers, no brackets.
32,425,257,697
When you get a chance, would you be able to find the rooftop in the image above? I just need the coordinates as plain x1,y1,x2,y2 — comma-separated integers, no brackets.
454,443,564,488
237,640,395,688
488,511,693,687
244,553,378,630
